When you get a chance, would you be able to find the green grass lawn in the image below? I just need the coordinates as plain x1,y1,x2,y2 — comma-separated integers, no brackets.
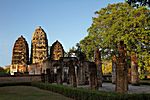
0,86,73,100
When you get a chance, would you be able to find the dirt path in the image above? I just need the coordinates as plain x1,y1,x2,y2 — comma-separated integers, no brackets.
99,83,150,94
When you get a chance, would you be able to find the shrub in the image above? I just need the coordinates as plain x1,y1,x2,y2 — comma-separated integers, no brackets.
32,82,150,100
0,82,150,100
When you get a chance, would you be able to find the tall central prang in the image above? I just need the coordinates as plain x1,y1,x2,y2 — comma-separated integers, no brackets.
30,26,48,64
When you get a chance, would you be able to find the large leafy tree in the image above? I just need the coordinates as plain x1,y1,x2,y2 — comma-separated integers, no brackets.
80,3,150,72
125,0,150,7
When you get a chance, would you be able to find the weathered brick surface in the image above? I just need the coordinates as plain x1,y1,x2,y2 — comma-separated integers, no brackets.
112,55,117,84
31,26,48,64
131,52,139,85
94,48,102,87
0,75,41,83
116,41,128,93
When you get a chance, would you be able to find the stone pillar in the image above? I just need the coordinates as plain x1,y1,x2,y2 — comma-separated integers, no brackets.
75,65,78,86
50,69,55,83
46,68,52,83
131,52,139,85
126,56,131,83
78,62,85,85
41,73,45,83
57,68,62,84
77,62,81,85
68,60,77,87
89,62,97,90
124,45,128,91
112,55,117,84
94,48,102,87
46,68,54,83
116,41,128,93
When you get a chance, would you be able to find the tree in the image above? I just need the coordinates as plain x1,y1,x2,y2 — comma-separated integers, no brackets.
125,0,150,7
0,67,4,72
68,43,86,61
0,67,10,76
80,3,150,77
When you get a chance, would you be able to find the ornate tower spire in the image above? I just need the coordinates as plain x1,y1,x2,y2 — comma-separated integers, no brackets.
12,35,29,65
50,40,64,60
30,26,48,64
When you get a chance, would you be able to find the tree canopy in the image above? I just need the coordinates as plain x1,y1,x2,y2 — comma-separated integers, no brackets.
125,0,150,7
80,3,150,69
68,43,86,61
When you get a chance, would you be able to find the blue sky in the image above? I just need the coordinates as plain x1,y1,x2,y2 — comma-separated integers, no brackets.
0,0,124,67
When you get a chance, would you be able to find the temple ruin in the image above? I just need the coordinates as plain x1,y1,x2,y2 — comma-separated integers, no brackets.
131,52,139,85
94,48,102,88
10,35,29,75
112,54,117,84
50,40,64,60
28,38,98,89
30,26,48,64
116,41,128,93
10,26,140,92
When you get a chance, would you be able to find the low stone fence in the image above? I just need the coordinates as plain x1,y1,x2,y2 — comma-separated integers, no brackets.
0,75,41,83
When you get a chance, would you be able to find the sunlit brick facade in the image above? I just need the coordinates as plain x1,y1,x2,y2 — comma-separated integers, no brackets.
11,35,29,75
30,26,48,64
